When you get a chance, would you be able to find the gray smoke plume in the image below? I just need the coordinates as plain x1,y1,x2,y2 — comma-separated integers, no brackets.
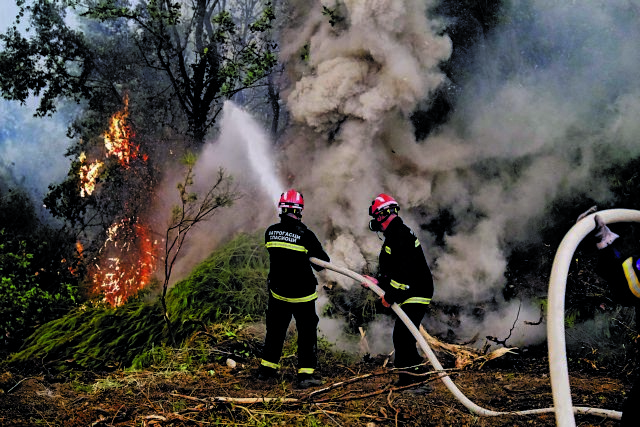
279,0,452,277
165,0,640,352
273,0,640,349
154,101,285,281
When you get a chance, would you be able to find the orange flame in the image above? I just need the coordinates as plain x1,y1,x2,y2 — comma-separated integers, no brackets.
88,219,160,306
103,94,144,167
80,94,158,306
61,241,84,277
78,152,104,197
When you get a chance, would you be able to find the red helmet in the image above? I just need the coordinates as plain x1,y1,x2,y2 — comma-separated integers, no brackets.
369,193,399,217
279,189,304,212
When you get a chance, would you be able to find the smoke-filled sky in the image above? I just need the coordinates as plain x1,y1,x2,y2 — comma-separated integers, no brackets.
188,0,640,351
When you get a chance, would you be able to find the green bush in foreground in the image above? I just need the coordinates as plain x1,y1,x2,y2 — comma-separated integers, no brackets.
0,186,81,352
6,232,269,371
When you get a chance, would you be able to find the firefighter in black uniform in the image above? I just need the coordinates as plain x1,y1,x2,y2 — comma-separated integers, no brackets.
363,193,434,387
257,189,330,388
584,213,640,426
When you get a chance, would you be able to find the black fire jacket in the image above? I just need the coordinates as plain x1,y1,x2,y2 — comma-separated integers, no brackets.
597,245,640,307
265,215,330,302
376,216,434,305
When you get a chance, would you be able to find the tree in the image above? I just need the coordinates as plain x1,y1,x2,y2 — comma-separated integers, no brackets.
161,153,239,343
0,0,94,117
3,0,279,273
1,0,278,146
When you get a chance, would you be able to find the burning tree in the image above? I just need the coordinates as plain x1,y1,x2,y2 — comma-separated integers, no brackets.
49,94,160,306
1,0,280,308
1,0,279,147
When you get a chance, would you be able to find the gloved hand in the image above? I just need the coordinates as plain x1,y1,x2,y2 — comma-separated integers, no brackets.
380,295,391,308
361,275,378,289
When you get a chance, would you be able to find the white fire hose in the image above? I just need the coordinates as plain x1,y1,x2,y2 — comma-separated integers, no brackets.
311,238,625,421
548,209,640,426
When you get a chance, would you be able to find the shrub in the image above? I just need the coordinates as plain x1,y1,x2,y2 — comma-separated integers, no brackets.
0,186,81,352
6,232,268,370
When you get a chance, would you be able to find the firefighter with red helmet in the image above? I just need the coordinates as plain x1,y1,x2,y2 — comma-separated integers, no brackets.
364,193,434,388
257,189,330,388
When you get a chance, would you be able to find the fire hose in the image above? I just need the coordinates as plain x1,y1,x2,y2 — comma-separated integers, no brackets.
548,209,640,426
310,249,624,420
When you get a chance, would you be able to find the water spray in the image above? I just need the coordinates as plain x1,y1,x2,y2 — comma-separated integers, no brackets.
310,254,623,421
221,101,284,209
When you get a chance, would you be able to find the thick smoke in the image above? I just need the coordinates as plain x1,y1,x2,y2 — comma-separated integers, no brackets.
279,0,452,285
159,0,640,352
158,101,285,282
273,0,640,349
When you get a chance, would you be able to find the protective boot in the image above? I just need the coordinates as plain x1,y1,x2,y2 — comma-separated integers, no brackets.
256,365,278,381
296,373,323,389
595,215,619,249
394,372,433,394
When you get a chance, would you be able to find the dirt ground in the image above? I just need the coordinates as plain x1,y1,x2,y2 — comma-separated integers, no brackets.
0,348,631,427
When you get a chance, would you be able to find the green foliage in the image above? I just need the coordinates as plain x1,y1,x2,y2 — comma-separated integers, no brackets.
2,0,279,149
0,236,75,347
0,0,93,116
9,297,167,371
0,187,81,351
6,232,268,370
167,233,269,337
212,11,236,41
249,4,275,32
85,0,277,144
130,316,263,370
162,162,240,346
130,344,172,370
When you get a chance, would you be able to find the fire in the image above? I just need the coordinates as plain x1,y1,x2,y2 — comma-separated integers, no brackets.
88,219,160,307
78,152,104,197
103,94,146,166
61,241,84,277
79,94,159,306
79,94,146,198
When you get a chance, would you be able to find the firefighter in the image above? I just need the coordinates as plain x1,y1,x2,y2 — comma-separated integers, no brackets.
256,189,330,389
362,193,434,388
587,213,640,426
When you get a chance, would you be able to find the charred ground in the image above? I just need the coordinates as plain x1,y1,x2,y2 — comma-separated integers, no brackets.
1,212,639,427
0,331,631,427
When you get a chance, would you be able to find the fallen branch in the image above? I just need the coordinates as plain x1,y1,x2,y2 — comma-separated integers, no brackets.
303,370,390,399
170,393,299,404
311,374,449,404
419,325,517,369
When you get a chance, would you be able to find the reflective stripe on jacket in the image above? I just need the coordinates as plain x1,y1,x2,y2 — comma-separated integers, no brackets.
265,215,330,301
376,216,434,305
622,257,640,299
